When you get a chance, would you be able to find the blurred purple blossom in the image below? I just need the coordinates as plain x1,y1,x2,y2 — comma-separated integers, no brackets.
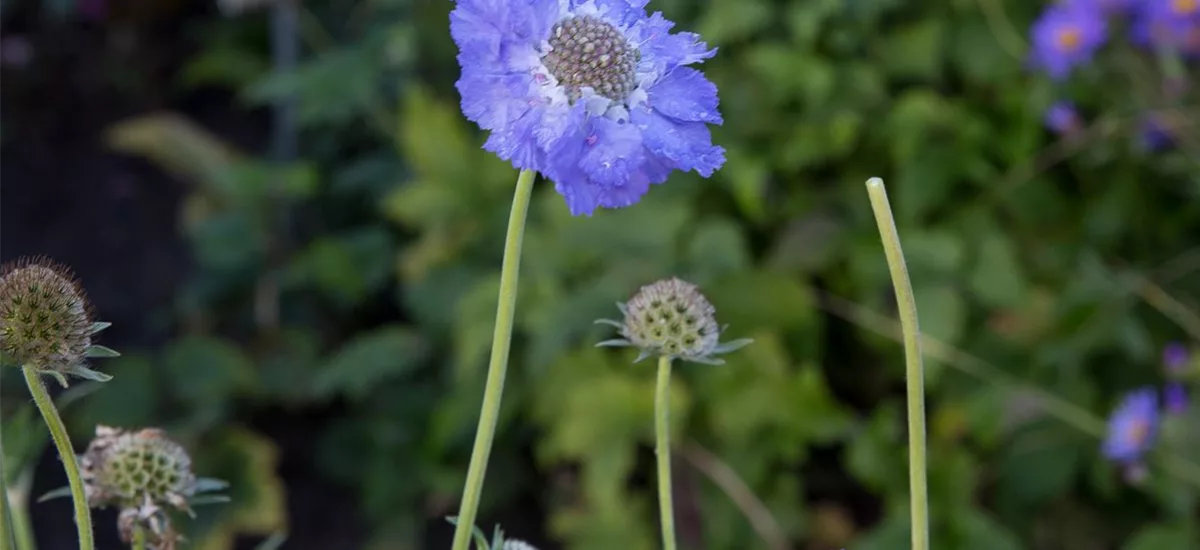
1131,0,1200,53
1139,116,1176,150
1165,383,1189,414
1030,2,1109,79
1164,342,1190,373
1044,101,1082,134
1102,388,1160,464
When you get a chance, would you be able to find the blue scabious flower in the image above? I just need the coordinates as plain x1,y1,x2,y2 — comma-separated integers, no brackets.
450,0,726,216
1030,2,1108,80
1043,101,1081,134
1102,388,1160,464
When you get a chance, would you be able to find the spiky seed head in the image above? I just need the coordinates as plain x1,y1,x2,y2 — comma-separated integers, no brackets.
0,258,92,372
81,426,197,511
596,277,752,364
503,540,540,550
622,278,721,360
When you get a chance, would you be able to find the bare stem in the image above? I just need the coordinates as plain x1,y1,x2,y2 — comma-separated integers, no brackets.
22,367,93,550
449,169,537,550
655,355,677,550
865,178,929,550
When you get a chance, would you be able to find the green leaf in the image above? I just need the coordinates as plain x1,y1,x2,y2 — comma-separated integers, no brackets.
85,345,121,358
957,510,1024,550
878,19,945,80
1122,524,1199,550
163,336,256,408
969,232,1027,307
311,326,428,401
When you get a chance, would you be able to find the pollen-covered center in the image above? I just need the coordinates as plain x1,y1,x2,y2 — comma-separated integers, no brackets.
541,15,638,102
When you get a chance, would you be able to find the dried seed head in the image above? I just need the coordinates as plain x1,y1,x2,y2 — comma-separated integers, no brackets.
623,278,720,360
0,258,92,372
118,505,182,550
596,278,751,364
503,540,540,550
81,426,197,512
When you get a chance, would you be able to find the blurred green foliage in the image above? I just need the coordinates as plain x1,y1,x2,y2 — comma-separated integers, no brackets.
11,0,1200,548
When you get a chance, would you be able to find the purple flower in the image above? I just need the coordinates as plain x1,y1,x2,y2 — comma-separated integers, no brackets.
1131,0,1200,53
1164,342,1190,373
1102,388,1160,464
1140,115,1175,151
1165,383,1189,414
450,0,726,216
1044,101,1082,134
1030,2,1108,80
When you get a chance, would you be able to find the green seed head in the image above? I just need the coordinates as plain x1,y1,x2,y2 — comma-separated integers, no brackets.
620,278,721,361
0,258,93,372
82,426,197,511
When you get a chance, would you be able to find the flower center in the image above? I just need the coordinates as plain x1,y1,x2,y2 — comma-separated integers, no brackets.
541,15,638,102
1172,0,1197,15
1124,419,1150,446
1055,27,1082,52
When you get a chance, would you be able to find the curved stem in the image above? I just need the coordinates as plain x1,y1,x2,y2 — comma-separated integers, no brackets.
450,169,537,550
865,178,929,550
131,526,146,550
655,355,677,550
22,367,93,550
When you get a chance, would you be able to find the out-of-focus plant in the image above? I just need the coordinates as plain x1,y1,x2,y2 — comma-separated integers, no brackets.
73,0,1200,548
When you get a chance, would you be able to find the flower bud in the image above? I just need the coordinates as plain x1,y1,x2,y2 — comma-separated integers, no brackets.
81,426,198,512
0,258,92,372
596,277,751,364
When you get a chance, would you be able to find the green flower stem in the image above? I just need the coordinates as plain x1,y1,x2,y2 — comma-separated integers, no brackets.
0,384,16,550
131,526,146,550
655,354,677,550
8,489,33,550
22,367,93,550
865,178,929,550
450,168,537,550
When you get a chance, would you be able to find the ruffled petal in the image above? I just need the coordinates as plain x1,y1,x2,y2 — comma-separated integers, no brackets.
632,106,725,177
630,12,716,77
580,117,645,186
542,104,602,215
645,67,722,124
596,153,667,209
483,102,546,170
456,70,536,131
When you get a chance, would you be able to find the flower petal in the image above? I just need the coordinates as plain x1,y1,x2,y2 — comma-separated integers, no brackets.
630,12,716,76
633,106,725,177
646,67,722,124
580,117,645,186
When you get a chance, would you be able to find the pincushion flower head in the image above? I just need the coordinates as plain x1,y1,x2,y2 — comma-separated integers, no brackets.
1101,388,1160,464
596,277,750,364
450,0,726,216
0,257,118,386
1029,1,1108,80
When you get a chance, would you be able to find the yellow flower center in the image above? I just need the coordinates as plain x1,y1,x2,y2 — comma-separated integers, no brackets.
1056,27,1082,52
1172,0,1197,16
1125,419,1150,446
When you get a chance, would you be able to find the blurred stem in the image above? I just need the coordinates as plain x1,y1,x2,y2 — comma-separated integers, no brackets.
0,374,17,550
655,355,678,550
864,178,929,550
131,526,146,550
8,484,32,550
450,169,537,550
22,367,92,550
